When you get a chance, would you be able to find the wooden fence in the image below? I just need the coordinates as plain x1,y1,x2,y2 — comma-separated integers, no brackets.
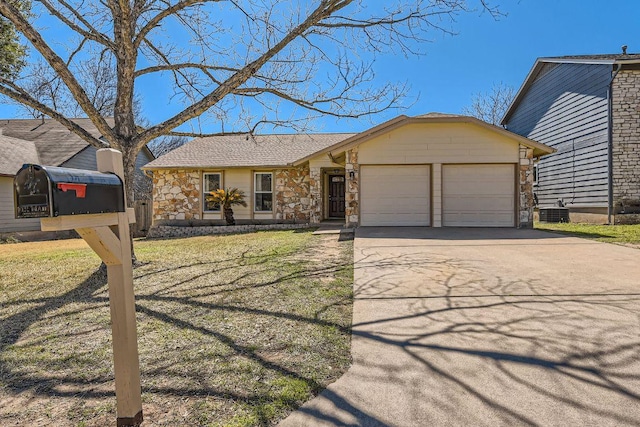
132,200,152,237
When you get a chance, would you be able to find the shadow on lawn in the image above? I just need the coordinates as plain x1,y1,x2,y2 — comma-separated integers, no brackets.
0,242,355,424
7,232,640,426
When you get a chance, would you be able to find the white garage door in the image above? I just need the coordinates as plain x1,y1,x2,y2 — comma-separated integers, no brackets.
360,165,430,226
442,164,515,227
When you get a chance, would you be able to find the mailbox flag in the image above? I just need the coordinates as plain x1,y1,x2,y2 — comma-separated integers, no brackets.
57,183,87,198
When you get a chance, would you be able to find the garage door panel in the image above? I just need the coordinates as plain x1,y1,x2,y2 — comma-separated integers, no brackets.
361,165,430,226
444,212,514,227
443,164,515,227
444,195,514,210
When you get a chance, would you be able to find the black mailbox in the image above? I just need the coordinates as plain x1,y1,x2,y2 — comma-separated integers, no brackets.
14,164,125,218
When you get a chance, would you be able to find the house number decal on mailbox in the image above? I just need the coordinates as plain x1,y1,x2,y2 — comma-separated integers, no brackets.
15,165,51,218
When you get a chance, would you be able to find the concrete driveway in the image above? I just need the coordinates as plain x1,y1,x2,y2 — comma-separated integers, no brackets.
280,227,640,426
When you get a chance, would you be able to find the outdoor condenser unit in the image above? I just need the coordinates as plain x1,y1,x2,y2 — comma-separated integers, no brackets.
538,207,569,223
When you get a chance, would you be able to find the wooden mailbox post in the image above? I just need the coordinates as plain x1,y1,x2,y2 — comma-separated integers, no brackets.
14,149,143,426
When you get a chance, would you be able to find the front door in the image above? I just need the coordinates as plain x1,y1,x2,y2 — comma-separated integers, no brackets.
328,175,346,218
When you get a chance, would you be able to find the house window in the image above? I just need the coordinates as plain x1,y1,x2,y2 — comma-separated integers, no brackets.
533,164,538,186
254,172,273,212
203,172,221,212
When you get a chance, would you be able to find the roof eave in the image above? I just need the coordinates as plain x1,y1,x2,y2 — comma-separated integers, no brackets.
319,114,555,158
292,115,411,165
291,119,408,166
142,164,293,171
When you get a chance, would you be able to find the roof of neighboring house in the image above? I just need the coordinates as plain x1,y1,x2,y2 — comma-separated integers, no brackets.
0,118,112,166
0,118,154,174
543,53,640,63
0,132,39,176
143,132,356,169
293,113,555,163
502,52,640,124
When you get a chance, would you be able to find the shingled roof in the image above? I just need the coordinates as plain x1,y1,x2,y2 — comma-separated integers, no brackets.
143,133,355,169
0,118,111,167
543,53,640,62
0,132,39,176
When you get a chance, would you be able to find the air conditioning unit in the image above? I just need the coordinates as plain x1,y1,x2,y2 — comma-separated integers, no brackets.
539,207,569,223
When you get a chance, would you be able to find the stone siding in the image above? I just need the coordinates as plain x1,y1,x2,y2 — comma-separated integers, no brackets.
152,169,201,221
308,167,323,223
275,167,314,222
612,69,640,216
345,148,359,228
519,145,535,228
147,223,311,239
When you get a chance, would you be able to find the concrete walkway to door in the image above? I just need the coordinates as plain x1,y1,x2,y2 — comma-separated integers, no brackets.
279,227,640,426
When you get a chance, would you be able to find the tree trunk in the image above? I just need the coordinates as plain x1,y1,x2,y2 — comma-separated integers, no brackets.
224,206,235,226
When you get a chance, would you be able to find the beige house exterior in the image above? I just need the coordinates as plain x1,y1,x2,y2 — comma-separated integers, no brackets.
143,114,554,231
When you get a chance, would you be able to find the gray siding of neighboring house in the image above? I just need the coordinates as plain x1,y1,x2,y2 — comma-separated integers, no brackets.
62,146,154,200
505,62,611,207
0,176,40,233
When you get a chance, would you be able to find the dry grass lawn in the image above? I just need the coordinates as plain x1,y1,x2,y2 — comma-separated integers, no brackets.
0,230,353,426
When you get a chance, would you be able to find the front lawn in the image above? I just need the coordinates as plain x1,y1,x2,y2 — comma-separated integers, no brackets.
535,222,640,245
0,230,353,426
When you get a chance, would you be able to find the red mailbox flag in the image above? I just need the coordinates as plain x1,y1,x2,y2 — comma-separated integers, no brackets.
57,183,87,198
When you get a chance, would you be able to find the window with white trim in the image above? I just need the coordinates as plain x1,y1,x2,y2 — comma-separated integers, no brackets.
254,172,273,212
203,172,221,212
533,164,538,186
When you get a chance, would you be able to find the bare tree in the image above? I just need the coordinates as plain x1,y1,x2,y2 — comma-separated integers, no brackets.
462,82,515,125
148,135,189,157
0,0,502,256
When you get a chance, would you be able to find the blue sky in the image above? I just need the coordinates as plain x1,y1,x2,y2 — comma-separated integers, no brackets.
1,1,639,134
364,0,640,132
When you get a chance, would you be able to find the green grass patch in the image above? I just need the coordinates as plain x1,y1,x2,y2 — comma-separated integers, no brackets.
535,222,640,244
0,230,353,426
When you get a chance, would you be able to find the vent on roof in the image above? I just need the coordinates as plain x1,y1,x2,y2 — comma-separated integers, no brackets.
622,45,628,55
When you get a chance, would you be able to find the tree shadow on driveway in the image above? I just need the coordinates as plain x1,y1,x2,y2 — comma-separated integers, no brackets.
281,229,640,426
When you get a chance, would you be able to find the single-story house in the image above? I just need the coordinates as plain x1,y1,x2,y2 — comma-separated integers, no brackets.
143,113,554,229
0,118,154,235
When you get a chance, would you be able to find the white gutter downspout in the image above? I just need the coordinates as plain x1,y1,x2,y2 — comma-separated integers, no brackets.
607,63,623,224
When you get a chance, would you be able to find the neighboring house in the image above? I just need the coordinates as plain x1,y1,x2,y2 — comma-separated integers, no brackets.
502,52,640,223
0,132,41,233
143,113,553,230
0,118,155,234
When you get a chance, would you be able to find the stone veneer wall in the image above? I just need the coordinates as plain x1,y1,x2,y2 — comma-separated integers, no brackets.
612,69,640,215
147,223,311,239
345,148,359,228
308,167,323,223
152,169,201,221
519,145,535,228
275,166,315,222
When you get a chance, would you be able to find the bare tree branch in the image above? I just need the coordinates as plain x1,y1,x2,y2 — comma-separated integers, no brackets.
135,0,355,145
462,82,515,125
37,0,115,48
0,76,108,147
0,1,116,142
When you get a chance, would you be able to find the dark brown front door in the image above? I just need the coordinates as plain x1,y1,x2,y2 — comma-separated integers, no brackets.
328,175,346,218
